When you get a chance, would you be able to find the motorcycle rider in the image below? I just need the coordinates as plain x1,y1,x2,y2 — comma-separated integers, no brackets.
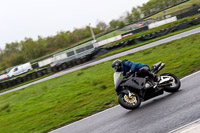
111,59,160,82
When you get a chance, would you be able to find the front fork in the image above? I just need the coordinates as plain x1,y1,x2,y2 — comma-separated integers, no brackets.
118,89,133,99
128,90,132,99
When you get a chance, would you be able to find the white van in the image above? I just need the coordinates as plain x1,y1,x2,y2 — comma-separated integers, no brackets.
7,62,33,77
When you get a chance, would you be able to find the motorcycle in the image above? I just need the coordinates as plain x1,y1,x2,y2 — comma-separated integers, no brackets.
114,62,181,110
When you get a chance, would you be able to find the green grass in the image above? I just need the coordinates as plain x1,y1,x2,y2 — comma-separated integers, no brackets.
0,32,200,133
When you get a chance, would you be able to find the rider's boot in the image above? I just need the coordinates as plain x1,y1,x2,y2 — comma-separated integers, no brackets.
152,74,161,90
153,74,161,82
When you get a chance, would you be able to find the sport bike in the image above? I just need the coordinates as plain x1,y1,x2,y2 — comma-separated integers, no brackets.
114,62,181,110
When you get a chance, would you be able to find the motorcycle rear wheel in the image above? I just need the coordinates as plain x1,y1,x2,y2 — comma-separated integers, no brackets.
161,73,181,93
118,91,141,110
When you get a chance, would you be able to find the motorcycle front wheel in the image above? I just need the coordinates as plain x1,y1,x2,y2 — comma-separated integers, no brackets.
118,91,141,110
161,73,181,93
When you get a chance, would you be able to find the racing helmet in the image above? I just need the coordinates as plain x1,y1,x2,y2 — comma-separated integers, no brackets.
112,59,122,72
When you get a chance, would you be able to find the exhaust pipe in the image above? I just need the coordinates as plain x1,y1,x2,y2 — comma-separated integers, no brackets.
155,63,165,74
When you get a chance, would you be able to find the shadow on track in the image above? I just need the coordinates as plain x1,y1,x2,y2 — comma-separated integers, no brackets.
124,90,183,115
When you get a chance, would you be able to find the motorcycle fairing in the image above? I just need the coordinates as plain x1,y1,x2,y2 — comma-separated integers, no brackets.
124,77,146,90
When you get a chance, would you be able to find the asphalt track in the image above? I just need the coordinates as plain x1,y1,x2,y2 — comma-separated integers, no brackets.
0,27,200,96
51,71,200,133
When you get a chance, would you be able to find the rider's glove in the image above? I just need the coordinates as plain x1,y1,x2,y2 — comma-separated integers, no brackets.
126,70,132,77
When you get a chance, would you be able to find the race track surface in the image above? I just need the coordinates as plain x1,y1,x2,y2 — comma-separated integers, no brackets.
51,71,200,133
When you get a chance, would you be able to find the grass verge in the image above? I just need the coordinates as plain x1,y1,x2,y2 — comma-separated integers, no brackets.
0,32,200,133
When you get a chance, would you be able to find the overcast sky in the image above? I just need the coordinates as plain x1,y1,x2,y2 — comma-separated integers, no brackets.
0,0,149,49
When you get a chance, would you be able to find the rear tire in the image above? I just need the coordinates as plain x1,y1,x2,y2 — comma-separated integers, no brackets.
161,73,181,93
118,91,141,110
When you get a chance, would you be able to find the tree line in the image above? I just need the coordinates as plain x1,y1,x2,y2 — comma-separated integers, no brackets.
109,0,187,28
0,0,187,71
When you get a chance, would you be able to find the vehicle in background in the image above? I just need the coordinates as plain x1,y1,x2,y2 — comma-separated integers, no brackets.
0,74,9,81
7,63,33,78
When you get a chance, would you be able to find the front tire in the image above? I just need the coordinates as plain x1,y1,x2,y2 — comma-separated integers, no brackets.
161,73,181,93
118,91,141,110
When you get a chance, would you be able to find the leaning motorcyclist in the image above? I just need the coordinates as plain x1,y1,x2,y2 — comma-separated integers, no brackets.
112,59,160,81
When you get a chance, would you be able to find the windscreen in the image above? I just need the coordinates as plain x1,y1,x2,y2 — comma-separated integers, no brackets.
114,72,122,86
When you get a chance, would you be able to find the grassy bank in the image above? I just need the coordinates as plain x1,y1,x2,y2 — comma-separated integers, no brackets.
0,32,200,133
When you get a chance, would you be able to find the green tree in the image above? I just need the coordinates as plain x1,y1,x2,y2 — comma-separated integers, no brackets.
22,38,45,60
117,21,125,28
132,7,141,21
4,42,22,54
125,12,134,24
109,19,119,28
